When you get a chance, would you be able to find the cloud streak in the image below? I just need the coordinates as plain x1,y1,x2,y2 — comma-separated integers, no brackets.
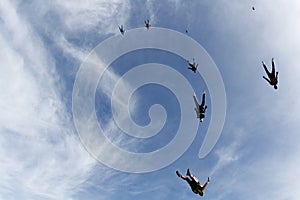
0,0,150,198
0,0,134,199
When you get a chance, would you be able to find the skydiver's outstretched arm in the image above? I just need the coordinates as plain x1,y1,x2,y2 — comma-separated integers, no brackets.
276,71,279,79
263,76,272,84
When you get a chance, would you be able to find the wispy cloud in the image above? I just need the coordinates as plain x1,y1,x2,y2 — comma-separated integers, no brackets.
210,131,242,177
52,0,131,34
0,0,97,199
2,0,300,199
0,0,134,199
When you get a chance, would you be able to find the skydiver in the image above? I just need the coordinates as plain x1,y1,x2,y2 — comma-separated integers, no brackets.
144,19,151,29
176,169,210,197
119,25,125,35
187,58,198,73
262,58,279,90
199,91,207,122
252,6,255,10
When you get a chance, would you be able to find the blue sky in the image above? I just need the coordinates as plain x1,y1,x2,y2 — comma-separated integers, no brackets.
1,0,300,199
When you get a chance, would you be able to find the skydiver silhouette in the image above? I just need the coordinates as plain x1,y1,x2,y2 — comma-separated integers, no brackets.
119,25,125,35
187,58,198,73
144,19,151,29
199,91,207,122
262,58,278,90
176,169,210,197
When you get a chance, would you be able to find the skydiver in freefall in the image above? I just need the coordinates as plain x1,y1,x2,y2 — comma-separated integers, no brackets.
199,91,207,122
187,58,198,73
119,25,125,35
144,19,151,29
176,169,210,197
262,58,279,90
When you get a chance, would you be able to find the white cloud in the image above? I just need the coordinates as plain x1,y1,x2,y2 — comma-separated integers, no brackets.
52,0,131,34
0,0,98,199
0,0,147,198
210,136,241,177
25,0,131,43
145,0,157,24
55,34,90,63
2,0,300,199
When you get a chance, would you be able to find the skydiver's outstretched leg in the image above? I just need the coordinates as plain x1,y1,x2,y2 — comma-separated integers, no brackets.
200,92,206,107
187,59,196,67
187,60,193,68
262,61,271,77
186,169,199,183
176,170,185,179
187,168,191,176
271,58,275,76
176,171,192,183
